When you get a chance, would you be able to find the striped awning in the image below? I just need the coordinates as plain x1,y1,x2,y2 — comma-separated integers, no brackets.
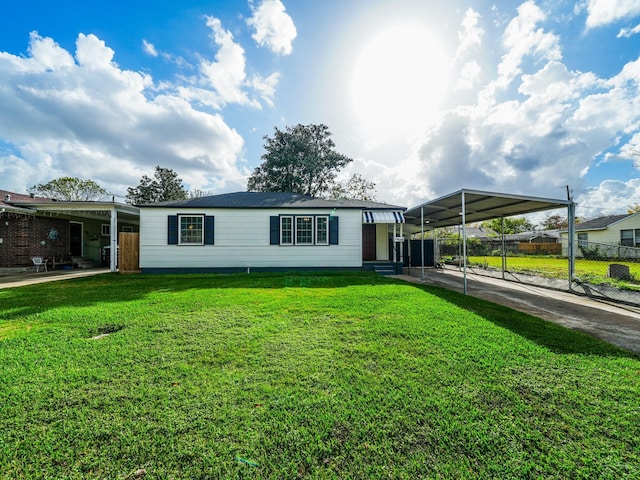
363,211,405,224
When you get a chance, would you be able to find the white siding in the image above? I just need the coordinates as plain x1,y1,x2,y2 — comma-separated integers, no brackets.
140,207,363,269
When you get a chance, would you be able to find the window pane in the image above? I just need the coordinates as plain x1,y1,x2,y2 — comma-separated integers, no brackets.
316,216,328,245
180,216,203,244
621,229,634,247
577,233,588,248
281,217,293,245
296,217,313,244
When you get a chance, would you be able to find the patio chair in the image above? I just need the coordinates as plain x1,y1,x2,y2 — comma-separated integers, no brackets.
32,257,48,272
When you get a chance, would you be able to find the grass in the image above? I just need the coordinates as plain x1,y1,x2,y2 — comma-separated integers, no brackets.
468,255,640,287
1,272,639,479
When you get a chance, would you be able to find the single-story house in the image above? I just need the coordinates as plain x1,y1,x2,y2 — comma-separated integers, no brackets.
138,192,406,273
560,213,640,246
559,213,640,257
0,189,139,272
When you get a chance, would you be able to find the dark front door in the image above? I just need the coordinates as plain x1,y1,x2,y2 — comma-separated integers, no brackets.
69,222,82,256
362,224,376,261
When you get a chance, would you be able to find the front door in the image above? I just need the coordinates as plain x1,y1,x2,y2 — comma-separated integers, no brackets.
69,222,82,256
362,224,376,261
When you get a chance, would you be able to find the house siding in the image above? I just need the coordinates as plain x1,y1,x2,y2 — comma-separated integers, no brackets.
561,215,640,245
139,207,363,270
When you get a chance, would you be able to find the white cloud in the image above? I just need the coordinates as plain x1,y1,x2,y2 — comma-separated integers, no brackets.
0,32,246,197
142,39,158,57
198,16,258,108
247,0,297,55
392,8,640,214
585,0,640,29
497,1,561,88
453,8,484,90
455,8,483,60
617,23,640,37
576,179,640,216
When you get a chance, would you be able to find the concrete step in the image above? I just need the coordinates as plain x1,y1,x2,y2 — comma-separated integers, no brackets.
374,266,397,276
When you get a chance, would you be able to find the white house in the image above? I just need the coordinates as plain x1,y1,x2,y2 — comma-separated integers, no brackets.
138,192,406,273
559,213,640,257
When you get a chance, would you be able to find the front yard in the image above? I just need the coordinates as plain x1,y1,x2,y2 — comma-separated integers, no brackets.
1,272,638,478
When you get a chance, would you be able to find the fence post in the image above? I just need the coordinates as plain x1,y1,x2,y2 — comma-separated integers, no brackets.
567,201,576,291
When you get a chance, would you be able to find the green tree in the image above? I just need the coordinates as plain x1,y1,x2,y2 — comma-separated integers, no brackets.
126,166,188,204
28,177,108,201
247,124,352,197
540,214,568,230
329,173,377,201
482,217,534,235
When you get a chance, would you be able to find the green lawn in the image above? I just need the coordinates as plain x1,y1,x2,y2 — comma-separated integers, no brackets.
1,272,639,479
468,255,640,285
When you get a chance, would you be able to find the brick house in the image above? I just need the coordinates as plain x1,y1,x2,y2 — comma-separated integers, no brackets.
0,189,139,272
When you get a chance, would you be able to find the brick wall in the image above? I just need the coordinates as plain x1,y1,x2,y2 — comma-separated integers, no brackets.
0,213,70,268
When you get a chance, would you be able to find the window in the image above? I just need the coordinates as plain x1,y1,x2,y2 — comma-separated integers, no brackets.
316,216,328,245
296,217,313,244
577,233,588,248
281,216,293,245
179,215,204,245
121,226,134,232
168,215,214,245
620,229,640,247
101,224,110,236
270,215,338,246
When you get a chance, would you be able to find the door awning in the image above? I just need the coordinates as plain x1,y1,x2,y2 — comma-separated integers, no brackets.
363,211,405,224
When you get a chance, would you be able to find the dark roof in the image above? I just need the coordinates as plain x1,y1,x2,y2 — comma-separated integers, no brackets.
575,214,631,231
140,191,405,210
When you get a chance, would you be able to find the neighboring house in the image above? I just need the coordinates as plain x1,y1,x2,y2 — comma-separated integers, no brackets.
0,189,139,272
560,213,640,257
138,192,406,273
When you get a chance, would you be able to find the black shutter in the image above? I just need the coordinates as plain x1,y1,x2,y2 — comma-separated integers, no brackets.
204,216,215,245
168,215,178,244
270,216,280,245
329,216,339,245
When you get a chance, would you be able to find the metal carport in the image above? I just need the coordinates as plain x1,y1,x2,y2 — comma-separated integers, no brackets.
403,189,575,294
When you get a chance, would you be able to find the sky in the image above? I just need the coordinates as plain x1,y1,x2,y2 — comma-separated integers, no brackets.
1,0,640,220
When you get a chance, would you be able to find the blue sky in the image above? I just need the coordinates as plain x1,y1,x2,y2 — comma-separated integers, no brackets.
1,0,640,218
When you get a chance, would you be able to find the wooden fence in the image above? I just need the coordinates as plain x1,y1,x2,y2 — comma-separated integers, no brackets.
518,242,562,255
118,232,140,273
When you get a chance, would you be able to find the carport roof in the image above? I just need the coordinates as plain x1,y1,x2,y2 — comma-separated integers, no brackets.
404,189,572,230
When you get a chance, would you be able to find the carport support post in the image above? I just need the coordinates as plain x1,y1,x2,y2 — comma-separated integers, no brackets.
568,201,576,290
462,190,468,295
110,207,117,273
420,206,425,281
501,216,506,280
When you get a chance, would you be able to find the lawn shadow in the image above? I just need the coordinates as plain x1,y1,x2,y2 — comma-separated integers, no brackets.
390,276,640,359
0,271,393,321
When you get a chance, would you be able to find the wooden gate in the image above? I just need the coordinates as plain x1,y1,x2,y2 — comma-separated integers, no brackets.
118,232,140,273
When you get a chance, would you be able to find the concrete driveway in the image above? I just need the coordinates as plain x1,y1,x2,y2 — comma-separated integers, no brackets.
396,268,640,355
0,268,110,289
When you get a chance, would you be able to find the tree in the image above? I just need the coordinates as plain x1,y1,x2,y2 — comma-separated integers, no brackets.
539,214,568,230
329,173,377,201
28,177,108,201
126,166,188,204
481,217,534,235
247,124,353,197
628,203,640,214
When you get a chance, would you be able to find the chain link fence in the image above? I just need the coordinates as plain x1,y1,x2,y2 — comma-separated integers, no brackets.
434,236,640,306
